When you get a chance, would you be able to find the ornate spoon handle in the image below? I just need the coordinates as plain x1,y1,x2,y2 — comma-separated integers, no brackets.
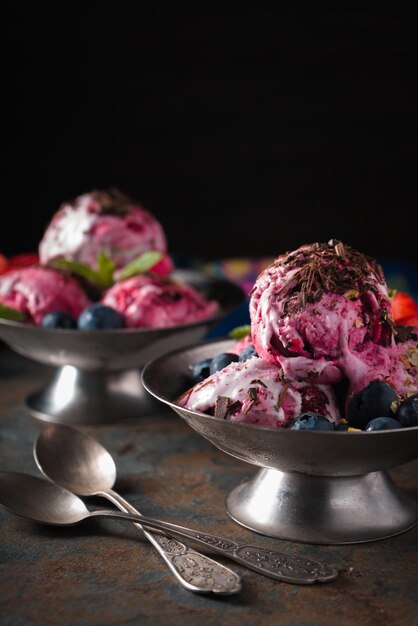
92,507,338,584
100,489,241,595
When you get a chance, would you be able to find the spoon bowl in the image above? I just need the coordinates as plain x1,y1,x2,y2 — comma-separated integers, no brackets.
35,425,116,495
0,472,90,525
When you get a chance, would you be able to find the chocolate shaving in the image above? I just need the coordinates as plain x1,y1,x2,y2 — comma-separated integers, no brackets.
243,387,260,414
312,288,323,302
194,378,215,391
60,187,133,217
228,400,243,414
90,187,132,216
214,396,242,419
176,388,194,404
265,241,389,330
275,381,291,411
394,323,418,344
247,387,258,402
215,396,231,419
250,379,267,388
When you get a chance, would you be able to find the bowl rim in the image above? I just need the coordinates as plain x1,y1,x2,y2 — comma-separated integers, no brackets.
141,337,418,436
0,270,246,335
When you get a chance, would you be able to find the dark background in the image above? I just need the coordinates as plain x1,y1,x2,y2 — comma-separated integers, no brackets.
3,5,417,266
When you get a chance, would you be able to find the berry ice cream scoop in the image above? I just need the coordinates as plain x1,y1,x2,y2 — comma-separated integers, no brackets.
250,240,400,392
0,266,91,325
102,275,218,328
39,188,173,274
178,356,342,428
177,241,417,431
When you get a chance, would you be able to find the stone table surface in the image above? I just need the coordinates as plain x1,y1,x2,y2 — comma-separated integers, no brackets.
0,345,417,626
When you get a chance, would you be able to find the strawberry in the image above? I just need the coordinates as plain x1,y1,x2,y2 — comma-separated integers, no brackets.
0,253,40,274
396,314,418,328
0,254,7,274
391,292,418,322
151,254,174,276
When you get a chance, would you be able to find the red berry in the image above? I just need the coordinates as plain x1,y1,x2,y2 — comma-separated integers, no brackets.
151,254,174,276
2,253,40,273
392,292,418,321
0,254,8,274
396,314,418,328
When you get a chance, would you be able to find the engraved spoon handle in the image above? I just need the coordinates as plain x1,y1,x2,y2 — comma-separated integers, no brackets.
99,489,241,595
92,507,338,584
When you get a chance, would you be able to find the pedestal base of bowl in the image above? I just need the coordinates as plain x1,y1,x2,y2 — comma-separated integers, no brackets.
26,365,161,425
226,467,418,544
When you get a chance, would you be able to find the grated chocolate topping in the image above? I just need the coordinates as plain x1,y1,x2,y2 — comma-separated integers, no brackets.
270,240,386,310
61,187,134,217
90,187,132,216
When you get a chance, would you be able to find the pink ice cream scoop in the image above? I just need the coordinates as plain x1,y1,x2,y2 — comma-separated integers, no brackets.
178,356,342,428
0,266,91,324
249,240,404,393
39,188,173,273
102,275,218,328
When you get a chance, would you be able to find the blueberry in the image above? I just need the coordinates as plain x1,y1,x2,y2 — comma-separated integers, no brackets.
290,413,334,431
191,358,213,383
41,312,76,329
366,417,402,431
239,344,258,362
397,394,418,427
209,352,239,374
77,304,125,330
334,422,349,431
347,381,398,429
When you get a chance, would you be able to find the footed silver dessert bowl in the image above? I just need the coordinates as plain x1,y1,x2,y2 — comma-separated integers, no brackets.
0,271,244,426
142,338,418,545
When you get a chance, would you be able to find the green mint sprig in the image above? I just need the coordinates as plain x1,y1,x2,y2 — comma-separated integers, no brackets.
117,251,164,281
228,324,251,340
0,303,26,322
51,252,115,289
96,251,116,286
50,250,164,288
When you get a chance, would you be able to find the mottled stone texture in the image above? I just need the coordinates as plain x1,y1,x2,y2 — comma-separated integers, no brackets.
1,346,417,626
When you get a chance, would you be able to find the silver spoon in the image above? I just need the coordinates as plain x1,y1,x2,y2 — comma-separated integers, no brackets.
34,425,338,584
0,470,238,595
34,426,240,596
0,471,337,584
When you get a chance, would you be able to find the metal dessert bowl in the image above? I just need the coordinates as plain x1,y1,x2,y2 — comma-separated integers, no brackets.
142,338,418,545
0,271,245,426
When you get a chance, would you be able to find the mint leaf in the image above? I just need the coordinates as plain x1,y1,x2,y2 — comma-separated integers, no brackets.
0,303,26,322
228,324,251,340
96,251,115,287
51,250,163,287
50,257,113,288
118,251,164,281
51,258,101,282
